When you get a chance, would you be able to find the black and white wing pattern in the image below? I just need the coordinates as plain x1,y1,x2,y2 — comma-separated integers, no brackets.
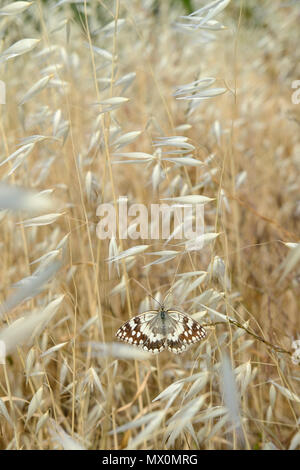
116,311,166,354
116,309,207,355
166,310,207,354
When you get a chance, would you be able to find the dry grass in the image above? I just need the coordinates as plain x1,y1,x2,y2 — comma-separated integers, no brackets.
0,0,299,450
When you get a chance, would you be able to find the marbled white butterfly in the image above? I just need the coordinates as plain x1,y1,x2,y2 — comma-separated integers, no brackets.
116,306,206,354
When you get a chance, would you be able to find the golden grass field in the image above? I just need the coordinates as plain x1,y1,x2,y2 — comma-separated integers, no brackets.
0,0,299,450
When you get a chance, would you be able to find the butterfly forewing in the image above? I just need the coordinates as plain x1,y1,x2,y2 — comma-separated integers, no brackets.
116,308,206,355
166,310,207,354
116,311,163,353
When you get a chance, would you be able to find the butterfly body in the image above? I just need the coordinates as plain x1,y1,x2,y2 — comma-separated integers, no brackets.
116,307,206,355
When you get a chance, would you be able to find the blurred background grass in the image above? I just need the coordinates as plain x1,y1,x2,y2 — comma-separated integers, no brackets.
0,0,299,450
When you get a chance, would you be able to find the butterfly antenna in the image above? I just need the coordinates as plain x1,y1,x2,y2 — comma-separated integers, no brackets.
161,250,187,308
163,287,174,308
130,278,163,308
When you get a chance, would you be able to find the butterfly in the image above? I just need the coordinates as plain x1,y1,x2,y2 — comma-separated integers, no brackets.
116,306,206,354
